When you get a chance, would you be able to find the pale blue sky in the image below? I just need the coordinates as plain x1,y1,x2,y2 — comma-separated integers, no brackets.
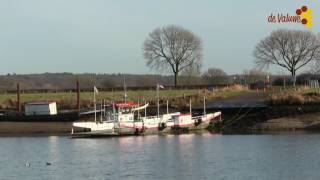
0,0,319,75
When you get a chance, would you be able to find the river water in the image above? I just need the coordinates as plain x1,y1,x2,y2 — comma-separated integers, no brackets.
0,132,320,180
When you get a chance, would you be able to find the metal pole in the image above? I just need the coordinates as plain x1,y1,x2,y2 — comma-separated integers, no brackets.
123,75,127,103
100,99,102,122
94,87,96,123
157,84,159,118
113,101,116,121
112,101,116,131
76,81,80,114
203,97,206,115
138,100,140,119
103,99,105,118
145,101,147,118
17,83,21,113
189,98,192,115
166,100,169,114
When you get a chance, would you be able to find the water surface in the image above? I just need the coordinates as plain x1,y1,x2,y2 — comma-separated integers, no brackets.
0,132,319,180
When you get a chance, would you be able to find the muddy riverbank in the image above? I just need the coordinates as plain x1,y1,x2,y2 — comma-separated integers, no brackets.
218,105,320,132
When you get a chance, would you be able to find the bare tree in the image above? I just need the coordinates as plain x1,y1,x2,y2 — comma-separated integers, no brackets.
254,29,320,86
202,68,228,85
181,63,201,77
143,25,202,86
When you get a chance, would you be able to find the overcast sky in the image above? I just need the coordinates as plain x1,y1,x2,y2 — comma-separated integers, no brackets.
0,0,319,75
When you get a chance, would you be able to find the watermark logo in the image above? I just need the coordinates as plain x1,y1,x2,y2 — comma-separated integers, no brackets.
296,6,313,28
267,5,313,28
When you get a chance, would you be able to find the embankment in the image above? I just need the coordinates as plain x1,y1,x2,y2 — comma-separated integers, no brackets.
252,112,320,131
220,104,320,132
0,122,75,134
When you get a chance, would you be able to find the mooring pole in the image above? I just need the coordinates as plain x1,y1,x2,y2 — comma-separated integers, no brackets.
17,83,21,113
76,81,80,114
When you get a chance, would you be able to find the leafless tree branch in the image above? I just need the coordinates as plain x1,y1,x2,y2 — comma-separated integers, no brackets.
254,29,320,86
143,25,202,86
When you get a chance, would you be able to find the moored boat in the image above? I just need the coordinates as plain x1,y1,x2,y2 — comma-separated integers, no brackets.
171,112,222,131
71,85,222,137
71,99,222,137
71,102,182,137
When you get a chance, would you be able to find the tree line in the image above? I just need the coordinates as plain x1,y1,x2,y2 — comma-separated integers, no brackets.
143,25,320,87
1,70,319,91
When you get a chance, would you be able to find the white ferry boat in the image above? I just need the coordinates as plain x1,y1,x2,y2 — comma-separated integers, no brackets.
71,100,221,137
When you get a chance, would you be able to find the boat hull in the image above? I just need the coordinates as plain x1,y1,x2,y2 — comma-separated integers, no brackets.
171,112,221,131
118,122,139,135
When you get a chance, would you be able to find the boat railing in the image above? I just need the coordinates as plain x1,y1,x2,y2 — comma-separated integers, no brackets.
142,116,158,120
192,116,203,120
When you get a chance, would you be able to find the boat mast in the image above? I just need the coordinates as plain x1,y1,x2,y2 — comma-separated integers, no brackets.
76,81,80,114
94,86,96,123
203,97,206,115
144,101,147,118
17,83,21,114
157,84,159,118
103,99,106,118
189,98,192,115
137,100,140,120
113,101,116,121
100,99,103,122
123,75,127,103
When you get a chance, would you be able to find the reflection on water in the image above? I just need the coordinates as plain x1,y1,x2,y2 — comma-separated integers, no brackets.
0,133,320,180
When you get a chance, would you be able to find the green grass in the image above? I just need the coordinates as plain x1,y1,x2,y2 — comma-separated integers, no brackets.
0,88,250,109
0,89,200,104
302,87,320,94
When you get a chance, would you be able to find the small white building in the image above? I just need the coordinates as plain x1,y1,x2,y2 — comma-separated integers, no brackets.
25,102,57,116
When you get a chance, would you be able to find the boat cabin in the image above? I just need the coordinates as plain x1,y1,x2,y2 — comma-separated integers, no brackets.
25,102,57,116
173,114,193,127
104,102,139,122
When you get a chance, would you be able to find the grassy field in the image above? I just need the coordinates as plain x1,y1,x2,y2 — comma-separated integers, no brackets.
268,86,320,105
0,86,250,109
